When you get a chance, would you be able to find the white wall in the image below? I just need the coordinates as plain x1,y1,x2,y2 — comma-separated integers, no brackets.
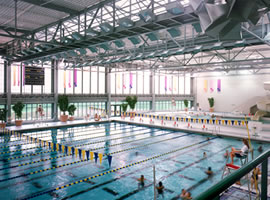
194,72,270,113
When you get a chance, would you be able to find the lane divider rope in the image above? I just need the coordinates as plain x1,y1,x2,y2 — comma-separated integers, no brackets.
21,137,218,200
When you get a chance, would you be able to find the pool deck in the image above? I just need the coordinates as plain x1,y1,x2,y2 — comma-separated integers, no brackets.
3,116,270,143
113,117,270,143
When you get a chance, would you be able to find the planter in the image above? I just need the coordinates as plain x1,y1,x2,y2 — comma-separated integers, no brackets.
0,122,6,129
15,120,23,127
69,116,74,121
209,107,214,112
60,115,68,122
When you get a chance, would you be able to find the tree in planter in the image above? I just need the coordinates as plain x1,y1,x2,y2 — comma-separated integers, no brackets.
0,108,7,128
126,96,137,119
12,102,25,126
58,95,69,122
68,105,77,121
184,100,189,111
121,103,128,119
208,97,215,112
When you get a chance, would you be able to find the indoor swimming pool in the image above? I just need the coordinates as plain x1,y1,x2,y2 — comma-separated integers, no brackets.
0,122,269,200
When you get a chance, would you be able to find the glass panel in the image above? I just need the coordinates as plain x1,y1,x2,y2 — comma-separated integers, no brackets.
75,68,82,94
91,67,97,94
66,69,73,94
99,68,105,94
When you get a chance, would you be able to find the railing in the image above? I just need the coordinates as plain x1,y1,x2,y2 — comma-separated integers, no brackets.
194,149,270,200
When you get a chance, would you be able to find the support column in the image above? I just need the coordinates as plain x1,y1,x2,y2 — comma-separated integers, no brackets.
191,76,197,110
105,68,111,117
150,70,155,111
261,158,268,199
5,61,11,123
52,60,58,121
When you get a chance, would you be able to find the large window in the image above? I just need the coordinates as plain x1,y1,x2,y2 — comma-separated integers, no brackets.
83,68,90,94
11,103,53,121
0,60,4,93
99,67,105,94
58,102,106,118
91,67,98,94
155,100,190,111
135,101,151,111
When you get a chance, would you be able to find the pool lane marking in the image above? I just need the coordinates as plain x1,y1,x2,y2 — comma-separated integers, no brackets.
11,141,213,198
170,167,225,200
20,137,218,200
19,142,211,200
0,131,184,171
60,142,212,200
116,146,230,200
0,124,136,146
103,134,189,156
0,126,144,150
3,129,168,161
32,125,142,141
0,136,212,182
22,123,131,138
0,127,149,155
71,129,167,148
25,141,224,200
0,130,171,170
60,127,148,145
0,125,133,148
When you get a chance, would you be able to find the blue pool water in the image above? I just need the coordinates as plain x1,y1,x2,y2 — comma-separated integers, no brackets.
0,122,269,200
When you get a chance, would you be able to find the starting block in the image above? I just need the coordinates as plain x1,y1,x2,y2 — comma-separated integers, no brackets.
173,121,178,127
139,118,143,122
150,119,154,124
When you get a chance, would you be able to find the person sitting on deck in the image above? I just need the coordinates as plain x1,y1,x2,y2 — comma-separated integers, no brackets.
229,138,249,164
94,113,101,121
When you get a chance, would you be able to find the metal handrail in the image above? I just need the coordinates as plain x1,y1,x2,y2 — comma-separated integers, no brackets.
194,149,270,200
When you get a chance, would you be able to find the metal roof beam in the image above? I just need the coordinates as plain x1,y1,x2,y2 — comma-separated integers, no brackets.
0,33,63,45
22,0,115,37
20,0,78,14
0,26,31,34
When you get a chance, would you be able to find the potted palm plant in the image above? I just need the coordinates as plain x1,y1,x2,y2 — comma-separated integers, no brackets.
68,104,76,121
121,103,128,119
126,96,137,119
58,95,69,122
12,102,25,126
208,97,214,112
0,108,7,128
184,100,189,112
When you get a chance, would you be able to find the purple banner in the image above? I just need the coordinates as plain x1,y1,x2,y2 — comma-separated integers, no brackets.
74,69,77,87
217,79,221,92
17,66,20,86
68,70,71,88
165,76,167,91
129,72,133,89
210,80,214,93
